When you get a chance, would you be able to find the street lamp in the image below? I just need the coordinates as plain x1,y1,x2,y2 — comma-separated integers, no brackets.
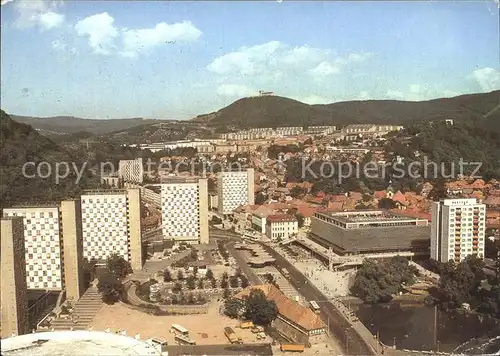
345,329,349,354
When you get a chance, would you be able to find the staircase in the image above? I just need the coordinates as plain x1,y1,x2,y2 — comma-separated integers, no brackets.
49,287,103,331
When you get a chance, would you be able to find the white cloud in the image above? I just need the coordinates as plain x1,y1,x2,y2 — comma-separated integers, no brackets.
208,41,282,76
470,67,500,92
208,41,373,84
357,91,371,100
294,95,331,105
308,52,374,79
38,11,64,29
75,13,202,57
216,84,256,97
51,39,77,55
13,0,65,29
308,61,340,78
120,21,201,58
1,0,14,6
75,12,118,54
386,85,461,101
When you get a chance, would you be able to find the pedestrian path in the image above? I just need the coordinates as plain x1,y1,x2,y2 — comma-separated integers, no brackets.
49,287,103,331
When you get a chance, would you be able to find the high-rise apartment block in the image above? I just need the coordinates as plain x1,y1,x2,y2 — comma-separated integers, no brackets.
3,201,85,300
81,189,143,270
118,158,144,183
218,169,255,215
431,198,486,263
160,177,209,244
1,217,29,338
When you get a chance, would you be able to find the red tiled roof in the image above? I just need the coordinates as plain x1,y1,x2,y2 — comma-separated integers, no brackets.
266,214,297,223
295,206,317,218
329,194,348,202
235,285,325,332
374,191,386,199
390,209,431,221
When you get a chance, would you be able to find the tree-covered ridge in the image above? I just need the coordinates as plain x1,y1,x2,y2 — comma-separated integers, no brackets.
388,116,500,180
0,110,98,209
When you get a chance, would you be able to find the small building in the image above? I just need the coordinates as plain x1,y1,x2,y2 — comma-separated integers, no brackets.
265,214,298,241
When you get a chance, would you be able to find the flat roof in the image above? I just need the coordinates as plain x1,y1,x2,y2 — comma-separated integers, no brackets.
1,331,161,356
316,210,426,224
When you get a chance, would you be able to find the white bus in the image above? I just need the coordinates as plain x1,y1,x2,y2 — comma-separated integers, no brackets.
171,324,189,336
309,300,321,313
174,334,196,345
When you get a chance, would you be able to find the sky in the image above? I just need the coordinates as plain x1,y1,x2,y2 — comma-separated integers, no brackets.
1,0,499,120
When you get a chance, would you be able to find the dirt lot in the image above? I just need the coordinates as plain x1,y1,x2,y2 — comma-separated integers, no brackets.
90,300,272,346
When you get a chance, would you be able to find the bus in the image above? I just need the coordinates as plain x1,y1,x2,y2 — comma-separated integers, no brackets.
174,335,196,345
171,324,189,336
309,300,321,313
280,344,305,352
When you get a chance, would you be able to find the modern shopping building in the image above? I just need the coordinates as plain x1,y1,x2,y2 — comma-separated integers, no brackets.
431,198,486,263
310,210,430,255
2,201,85,300
1,217,30,338
118,158,144,183
80,189,143,270
217,169,255,215
160,177,209,244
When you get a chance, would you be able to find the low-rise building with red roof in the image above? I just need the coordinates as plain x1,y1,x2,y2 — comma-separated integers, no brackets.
234,285,327,345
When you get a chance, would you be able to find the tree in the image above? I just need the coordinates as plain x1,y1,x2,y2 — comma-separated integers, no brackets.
234,268,242,278
187,293,196,305
186,275,196,290
224,298,246,318
172,282,182,293
244,289,278,326
190,248,198,261
171,294,178,305
97,272,123,304
163,269,172,282
221,279,229,289
177,270,184,281
295,213,305,228
240,275,250,288
205,269,214,280
350,257,418,303
106,254,132,280
229,276,240,288
197,279,204,289
223,288,231,299
211,278,217,288
222,271,229,281
290,186,307,198
378,198,397,209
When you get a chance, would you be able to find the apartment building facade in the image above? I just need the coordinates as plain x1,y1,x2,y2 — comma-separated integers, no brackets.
2,201,85,300
1,217,29,338
217,169,255,215
431,198,486,263
160,178,209,244
80,189,143,270
118,158,144,183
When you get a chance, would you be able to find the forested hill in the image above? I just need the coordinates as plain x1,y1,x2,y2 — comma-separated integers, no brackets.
0,110,97,209
197,90,499,129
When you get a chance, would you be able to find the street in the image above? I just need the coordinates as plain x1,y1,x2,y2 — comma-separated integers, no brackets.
225,241,262,285
259,243,376,356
